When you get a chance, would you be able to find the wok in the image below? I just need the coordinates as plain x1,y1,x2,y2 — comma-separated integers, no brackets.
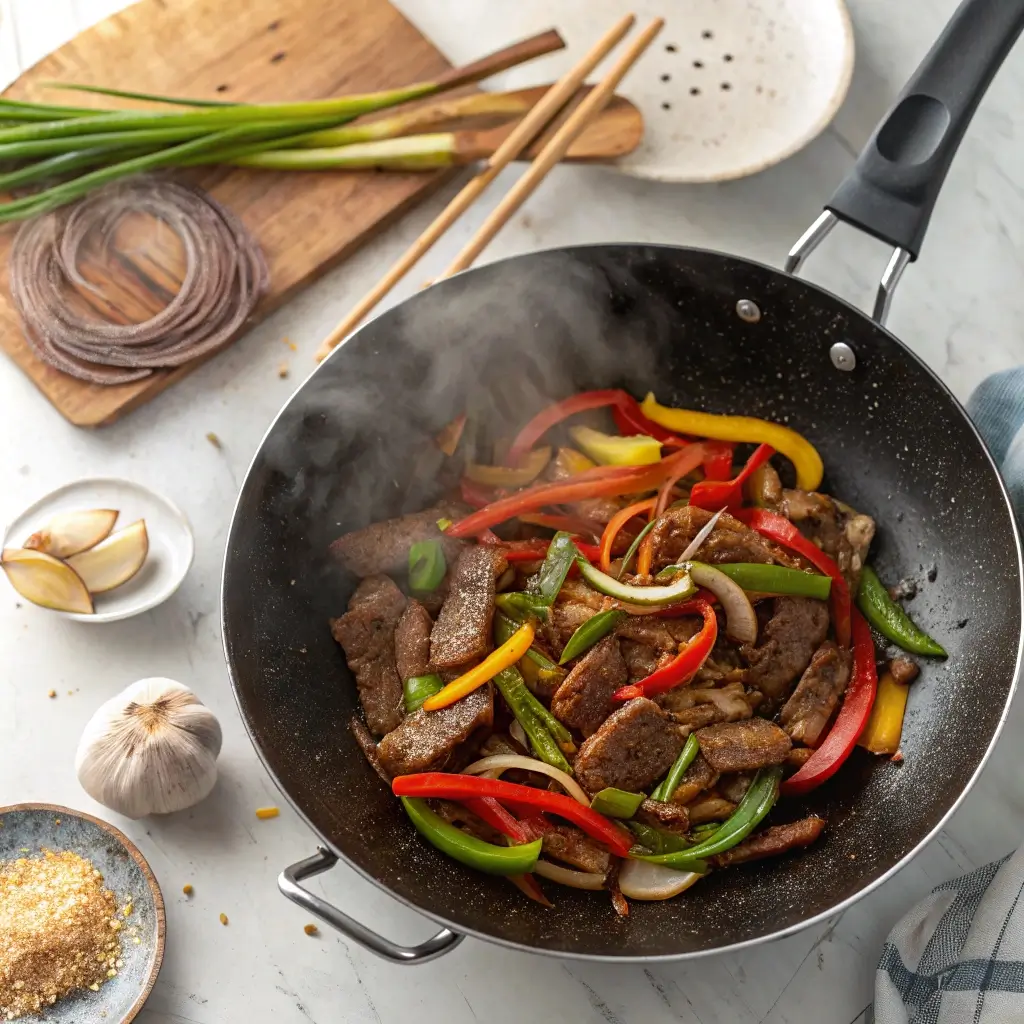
223,0,1024,962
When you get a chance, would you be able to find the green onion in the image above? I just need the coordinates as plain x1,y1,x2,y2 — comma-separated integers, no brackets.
558,609,625,665
495,592,550,622
436,518,454,532
589,788,644,818
636,767,783,870
529,531,577,606
408,541,446,593
491,666,572,773
650,734,700,802
618,519,657,579
403,674,445,714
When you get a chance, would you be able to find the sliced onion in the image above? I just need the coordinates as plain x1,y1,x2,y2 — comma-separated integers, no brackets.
688,562,758,643
678,507,726,562
618,858,702,900
533,859,606,890
461,754,590,806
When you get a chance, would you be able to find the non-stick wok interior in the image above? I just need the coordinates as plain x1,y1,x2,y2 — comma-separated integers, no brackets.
223,246,1021,958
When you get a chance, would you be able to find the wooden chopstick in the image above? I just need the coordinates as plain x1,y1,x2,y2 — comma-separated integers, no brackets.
315,14,637,362
437,17,663,279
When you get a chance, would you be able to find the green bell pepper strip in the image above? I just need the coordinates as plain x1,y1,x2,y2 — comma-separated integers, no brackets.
650,733,700,801
408,540,446,592
493,615,573,749
627,821,692,855
530,531,577,605
689,822,722,839
559,609,626,665
635,766,783,869
492,666,573,773
400,797,542,876
403,674,444,713
590,788,645,818
496,592,551,622
618,519,658,579
714,563,832,600
857,565,947,657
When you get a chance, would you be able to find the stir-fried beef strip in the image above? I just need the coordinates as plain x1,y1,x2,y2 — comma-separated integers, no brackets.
551,635,628,737
540,825,612,874
742,596,830,703
394,599,434,682
377,686,494,776
634,798,690,836
667,753,719,804
696,718,792,773
620,639,666,683
711,817,826,868
891,656,920,685
573,698,687,795
430,546,508,669
330,575,407,735
647,505,802,571
718,772,754,804
686,794,737,824
786,746,815,768
780,641,852,746
659,681,757,731
330,501,469,578
779,488,876,590
350,716,392,784
541,578,605,654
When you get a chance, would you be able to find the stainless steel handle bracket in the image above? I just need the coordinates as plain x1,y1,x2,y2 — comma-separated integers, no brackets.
784,210,912,327
279,847,464,964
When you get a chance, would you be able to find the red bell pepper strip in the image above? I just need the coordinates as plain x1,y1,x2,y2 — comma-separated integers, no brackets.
461,478,502,509
734,507,851,648
518,512,602,540
509,871,552,907
463,796,530,844
446,446,706,538
701,441,736,482
781,609,878,796
391,773,633,857
690,444,775,510
507,390,631,466
612,599,718,700
599,497,657,572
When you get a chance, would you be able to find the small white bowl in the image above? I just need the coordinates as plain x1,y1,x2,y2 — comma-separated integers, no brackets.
2,478,194,623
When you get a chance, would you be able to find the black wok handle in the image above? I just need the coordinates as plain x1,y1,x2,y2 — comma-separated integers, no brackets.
279,847,464,964
787,0,1024,325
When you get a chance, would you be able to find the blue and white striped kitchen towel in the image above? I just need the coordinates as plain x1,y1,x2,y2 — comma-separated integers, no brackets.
873,370,1024,1024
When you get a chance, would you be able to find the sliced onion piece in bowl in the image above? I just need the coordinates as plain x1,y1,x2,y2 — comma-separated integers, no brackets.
533,859,606,890
618,858,702,900
461,754,590,806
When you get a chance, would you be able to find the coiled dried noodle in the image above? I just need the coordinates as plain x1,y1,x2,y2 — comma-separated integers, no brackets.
9,177,268,385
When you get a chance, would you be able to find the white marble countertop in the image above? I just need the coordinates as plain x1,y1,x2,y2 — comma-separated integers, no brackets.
3,1,1024,1022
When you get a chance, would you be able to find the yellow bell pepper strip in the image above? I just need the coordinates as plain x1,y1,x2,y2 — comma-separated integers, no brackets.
551,446,598,477
399,797,543,876
858,668,910,755
464,446,552,488
569,425,662,467
422,621,535,710
435,414,466,457
640,392,824,491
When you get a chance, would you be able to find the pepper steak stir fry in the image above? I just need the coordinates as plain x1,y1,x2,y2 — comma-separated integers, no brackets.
328,390,946,911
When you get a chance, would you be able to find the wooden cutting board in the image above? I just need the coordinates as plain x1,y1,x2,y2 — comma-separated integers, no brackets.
0,0,464,427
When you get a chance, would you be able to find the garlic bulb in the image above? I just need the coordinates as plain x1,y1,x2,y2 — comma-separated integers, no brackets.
75,677,222,818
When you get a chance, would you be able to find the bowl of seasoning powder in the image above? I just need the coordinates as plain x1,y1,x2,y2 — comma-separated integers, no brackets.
0,804,165,1022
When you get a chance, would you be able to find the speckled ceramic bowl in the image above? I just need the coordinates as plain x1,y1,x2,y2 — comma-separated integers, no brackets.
0,804,165,1023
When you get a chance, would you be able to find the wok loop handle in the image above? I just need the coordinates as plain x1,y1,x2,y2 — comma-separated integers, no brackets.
279,847,464,964
787,0,1024,324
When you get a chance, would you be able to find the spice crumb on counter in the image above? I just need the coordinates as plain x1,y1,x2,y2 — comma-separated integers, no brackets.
303,924,318,936
205,432,223,449
47,689,56,698
219,913,229,926
277,363,289,379
182,884,193,896
255,807,279,820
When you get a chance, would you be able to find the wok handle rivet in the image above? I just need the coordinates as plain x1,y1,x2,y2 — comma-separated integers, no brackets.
830,342,856,372
736,299,761,323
